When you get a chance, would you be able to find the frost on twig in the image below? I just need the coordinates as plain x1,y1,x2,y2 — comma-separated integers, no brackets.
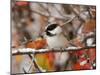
12,45,96,55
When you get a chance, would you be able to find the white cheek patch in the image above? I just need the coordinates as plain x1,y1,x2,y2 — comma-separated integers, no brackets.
49,26,62,35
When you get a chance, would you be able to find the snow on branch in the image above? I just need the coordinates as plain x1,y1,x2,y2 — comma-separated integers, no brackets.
12,45,96,55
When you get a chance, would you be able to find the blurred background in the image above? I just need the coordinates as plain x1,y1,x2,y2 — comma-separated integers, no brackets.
11,1,96,74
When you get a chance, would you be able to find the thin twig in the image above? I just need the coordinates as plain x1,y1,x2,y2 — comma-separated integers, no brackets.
31,9,60,20
69,5,85,22
23,67,28,74
28,54,44,72
61,15,76,26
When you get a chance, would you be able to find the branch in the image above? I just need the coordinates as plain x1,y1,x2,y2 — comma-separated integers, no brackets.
31,10,63,20
12,45,96,74
12,45,96,55
28,54,46,73
61,15,76,26
30,6,76,24
69,5,85,22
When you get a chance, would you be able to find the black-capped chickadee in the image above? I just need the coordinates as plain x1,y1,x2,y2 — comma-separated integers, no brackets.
44,23,69,71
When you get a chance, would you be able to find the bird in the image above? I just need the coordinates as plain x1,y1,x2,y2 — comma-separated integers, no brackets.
44,23,69,71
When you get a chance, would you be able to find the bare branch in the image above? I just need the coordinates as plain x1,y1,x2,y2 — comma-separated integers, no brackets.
31,9,68,21
28,54,46,72
69,5,85,22
12,45,96,55
61,15,76,26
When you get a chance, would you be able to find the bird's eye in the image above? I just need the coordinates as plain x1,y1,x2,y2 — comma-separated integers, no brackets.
47,24,58,31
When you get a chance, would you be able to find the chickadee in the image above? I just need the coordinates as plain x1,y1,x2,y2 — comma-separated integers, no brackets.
44,23,69,71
